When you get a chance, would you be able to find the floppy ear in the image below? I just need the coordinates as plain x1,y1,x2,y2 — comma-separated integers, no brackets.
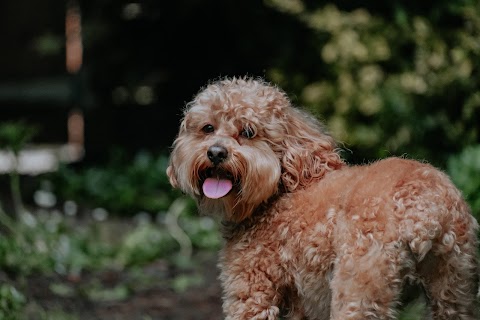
166,117,189,190
166,164,179,189
278,107,344,192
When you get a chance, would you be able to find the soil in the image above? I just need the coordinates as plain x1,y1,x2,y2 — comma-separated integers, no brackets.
19,252,223,320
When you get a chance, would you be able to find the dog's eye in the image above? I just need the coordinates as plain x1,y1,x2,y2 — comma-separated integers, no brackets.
241,127,256,139
202,124,215,134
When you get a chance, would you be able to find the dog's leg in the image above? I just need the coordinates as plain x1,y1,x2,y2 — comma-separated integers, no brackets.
400,192,479,319
221,275,281,320
220,255,284,320
420,243,479,320
329,240,405,320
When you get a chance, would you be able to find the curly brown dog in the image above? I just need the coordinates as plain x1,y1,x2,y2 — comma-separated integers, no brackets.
167,77,479,319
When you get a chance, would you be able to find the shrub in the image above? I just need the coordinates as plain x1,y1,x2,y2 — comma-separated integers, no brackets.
266,1,480,166
0,284,25,320
447,145,480,219
48,151,181,216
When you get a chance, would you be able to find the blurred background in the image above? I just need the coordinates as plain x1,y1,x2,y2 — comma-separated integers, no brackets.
0,0,479,319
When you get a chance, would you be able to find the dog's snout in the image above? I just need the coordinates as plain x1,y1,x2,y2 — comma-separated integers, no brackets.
207,145,228,166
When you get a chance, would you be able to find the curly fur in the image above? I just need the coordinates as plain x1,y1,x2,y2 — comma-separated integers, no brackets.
167,77,479,319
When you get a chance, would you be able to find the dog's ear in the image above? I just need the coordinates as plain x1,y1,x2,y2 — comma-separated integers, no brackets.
279,108,344,192
166,118,189,190
166,164,179,189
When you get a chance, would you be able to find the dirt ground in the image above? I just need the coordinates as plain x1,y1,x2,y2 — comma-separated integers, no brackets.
21,252,223,320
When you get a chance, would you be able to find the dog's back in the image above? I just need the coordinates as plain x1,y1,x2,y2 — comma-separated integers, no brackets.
322,157,479,319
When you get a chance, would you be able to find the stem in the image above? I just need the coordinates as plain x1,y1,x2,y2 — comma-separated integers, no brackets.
10,172,25,218
165,198,192,259
0,200,17,234
9,152,25,218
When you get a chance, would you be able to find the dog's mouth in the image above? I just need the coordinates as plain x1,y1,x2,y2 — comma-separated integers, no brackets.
200,168,235,199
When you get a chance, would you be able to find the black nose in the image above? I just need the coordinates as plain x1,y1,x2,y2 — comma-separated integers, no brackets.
207,145,228,166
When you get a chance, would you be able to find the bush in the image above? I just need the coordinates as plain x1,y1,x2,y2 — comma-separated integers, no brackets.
266,1,480,166
47,151,181,216
447,145,480,219
0,284,25,320
0,199,220,280
0,211,116,277
0,199,221,318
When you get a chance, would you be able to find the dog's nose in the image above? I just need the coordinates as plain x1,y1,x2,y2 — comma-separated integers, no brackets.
207,145,228,166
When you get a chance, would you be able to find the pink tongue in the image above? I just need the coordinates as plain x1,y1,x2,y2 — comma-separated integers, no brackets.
202,178,233,199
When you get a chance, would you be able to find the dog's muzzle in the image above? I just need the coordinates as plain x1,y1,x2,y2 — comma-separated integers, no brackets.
207,145,228,166
201,145,233,199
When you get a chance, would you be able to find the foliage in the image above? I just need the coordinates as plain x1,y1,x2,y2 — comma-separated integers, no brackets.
397,300,426,320
48,151,182,216
266,1,480,167
0,284,25,320
0,211,114,277
0,202,219,280
0,194,221,316
0,121,37,155
448,145,480,219
0,121,39,217
116,222,178,267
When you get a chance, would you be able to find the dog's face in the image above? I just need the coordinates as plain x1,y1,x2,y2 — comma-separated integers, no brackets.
167,78,343,222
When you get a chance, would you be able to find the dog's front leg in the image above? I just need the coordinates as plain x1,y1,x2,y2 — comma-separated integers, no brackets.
220,254,284,320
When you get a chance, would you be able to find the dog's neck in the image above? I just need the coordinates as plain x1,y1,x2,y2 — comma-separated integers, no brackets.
220,194,281,240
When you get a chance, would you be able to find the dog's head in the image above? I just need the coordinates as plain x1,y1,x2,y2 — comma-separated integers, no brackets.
167,77,343,222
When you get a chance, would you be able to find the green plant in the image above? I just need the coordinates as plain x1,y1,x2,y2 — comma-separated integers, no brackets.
447,144,480,219
0,283,26,320
0,142,221,318
0,199,219,279
0,121,37,155
397,300,426,320
266,2,480,167
0,209,119,278
49,151,181,215
0,121,38,217
115,222,178,267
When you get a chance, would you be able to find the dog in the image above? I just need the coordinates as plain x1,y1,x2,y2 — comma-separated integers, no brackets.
167,77,479,319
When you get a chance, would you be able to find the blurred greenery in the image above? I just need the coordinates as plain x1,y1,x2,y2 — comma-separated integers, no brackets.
0,121,38,217
448,145,480,218
0,121,37,155
0,196,221,318
0,284,25,320
47,150,183,215
0,199,220,278
266,1,480,167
